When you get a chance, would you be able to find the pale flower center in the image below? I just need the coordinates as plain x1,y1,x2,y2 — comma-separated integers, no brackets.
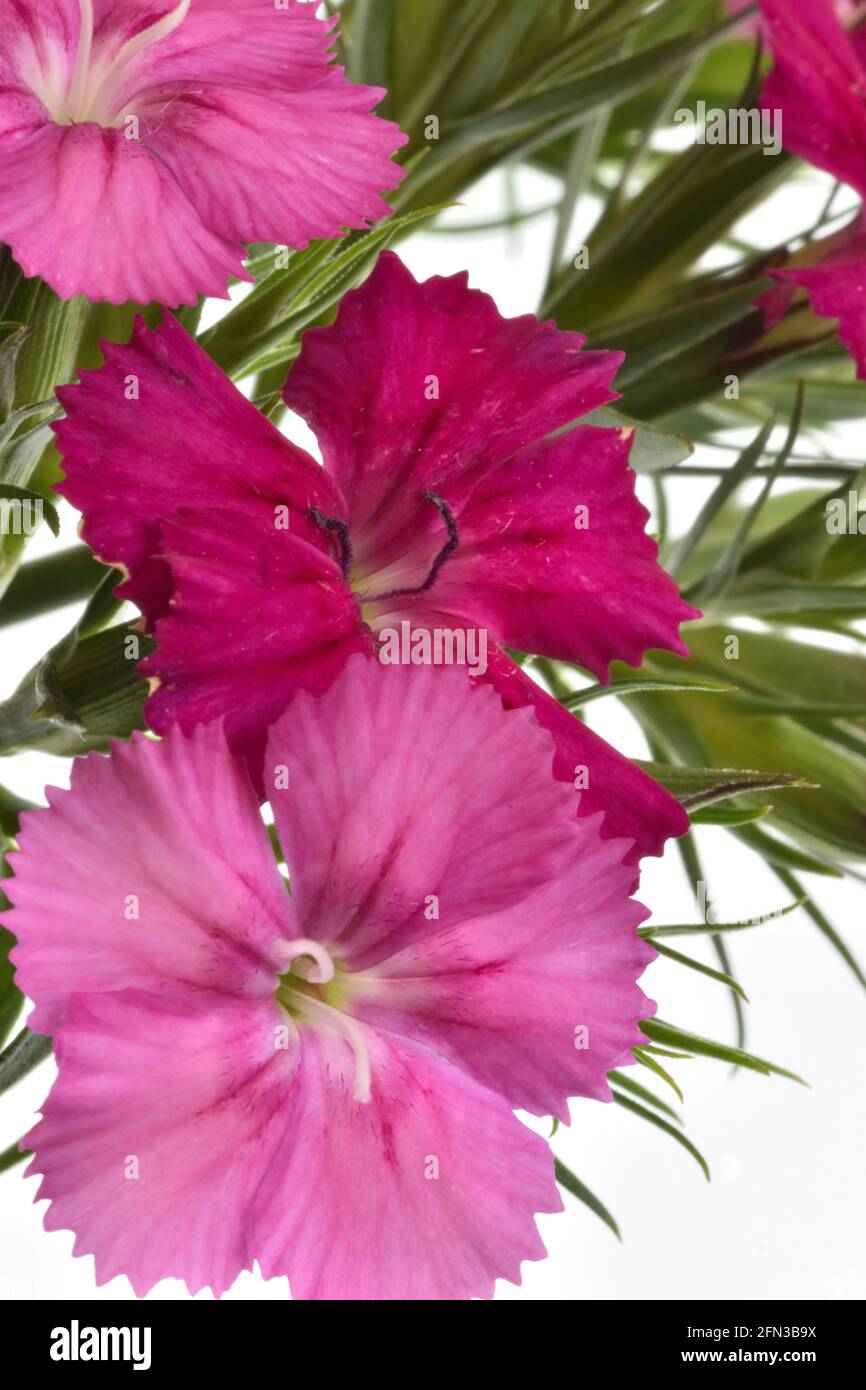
29,0,190,128
275,937,373,1105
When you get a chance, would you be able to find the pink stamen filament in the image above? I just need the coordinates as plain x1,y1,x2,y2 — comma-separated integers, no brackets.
290,994,373,1105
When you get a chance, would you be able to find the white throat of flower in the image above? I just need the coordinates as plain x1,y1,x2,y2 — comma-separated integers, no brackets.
276,937,373,1105
37,0,190,128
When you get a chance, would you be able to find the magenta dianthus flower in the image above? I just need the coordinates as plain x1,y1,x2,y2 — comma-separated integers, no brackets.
0,0,405,304
757,0,866,378
7,660,654,1300
729,0,856,35
55,253,698,861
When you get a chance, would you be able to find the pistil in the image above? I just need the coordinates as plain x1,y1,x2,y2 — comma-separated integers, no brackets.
309,489,461,605
275,938,372,1104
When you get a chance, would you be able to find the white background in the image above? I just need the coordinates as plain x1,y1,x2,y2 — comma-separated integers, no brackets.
1,162,864,1302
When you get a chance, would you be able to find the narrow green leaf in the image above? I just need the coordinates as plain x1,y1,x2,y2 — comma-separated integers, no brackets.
408,16,738,196
665,415,775,579
0,921,21,1049
546,102,615,292
396,0,500,135
736,695,866,718
0,323,31,419
565,677,731,709
691,380,806,601
605,53,703,220
772,868,866,993
209,203,452,380
0,547,107,629
639,1043,694,1060
0,1027,51,1096
672,826,746,1052
554,1158,621,1240
347,0,397,90
640,1018,806,1084
651,940,749,999
0,785,33,839
445,0,549,115
0,1140,28,1175
633,1046,684,1103
637,760,815,811
689,803,773,827
608,1068,682,1122
427,202,560,235
0,398,59,455
0,826,23,1045
612,1092,710,1181
641,897,806,937
725,584,866,617
731,823,845,878
607,279,767,394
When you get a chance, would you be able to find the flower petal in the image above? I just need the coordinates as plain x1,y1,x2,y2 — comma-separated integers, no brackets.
403,424,698,680
0,122,244,305
0,1,78,112
54,313,342,622
251,1023,562,1301
759,0,866,199
353,816,654,1120
769,223,866,382
123,0,366,98
28,989,560,1301
481,645,690,861
142,508,369,771
2,3,404,302
144,81,405,249
265,656,582,969
6,723,293,1033
25,989,293,1298
732,0,857,34
284,252,623,576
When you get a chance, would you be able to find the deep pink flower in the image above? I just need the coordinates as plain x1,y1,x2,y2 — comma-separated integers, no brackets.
55,252,698,859
0,1,405,305
759,0,866,198
759,218,866,377
730,0,857,36
7,660,654,1300
757,0,866,377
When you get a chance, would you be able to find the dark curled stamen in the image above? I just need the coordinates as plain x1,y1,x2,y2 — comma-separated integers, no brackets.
310,506,353,577
370,489,460,603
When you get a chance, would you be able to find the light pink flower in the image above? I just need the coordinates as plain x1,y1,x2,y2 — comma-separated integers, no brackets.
55,252,698,861
7,659,654,1300
0,1,406,305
